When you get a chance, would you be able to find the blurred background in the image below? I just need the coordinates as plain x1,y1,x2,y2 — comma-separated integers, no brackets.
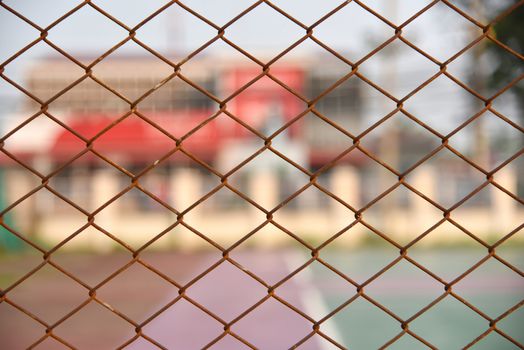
0,0,522,349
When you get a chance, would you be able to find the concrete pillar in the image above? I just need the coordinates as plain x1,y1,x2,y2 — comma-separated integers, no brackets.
170,167,202,248
330,165,362,246
249,169,279,246
409,165,437,245
491,166,517,235
71,166,89,209
91,168,120,251
4,168,36,235
330,165,360,209
249,169,279,211
170,168,201,215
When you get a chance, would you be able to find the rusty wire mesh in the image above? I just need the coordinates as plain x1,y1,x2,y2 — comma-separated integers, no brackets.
0,0,523,349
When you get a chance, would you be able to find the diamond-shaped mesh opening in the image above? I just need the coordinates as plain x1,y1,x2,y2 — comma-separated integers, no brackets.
2,186,88,248
359,111,441,173
362,184,444,246
365,259,444,319
232,297,312,349
404,74,481,135
47,154,129,212
96,262,177,322
310,78,363,138
142,298,224,349
406,221,489,280
226,74,306,136
0,301,45,349
272,184,355,246
53,300,133,349
312,1,394,63
276,259,357,319
451,183,521,245
93,187,177,249
139,246,220,285
410,295,488,349
328,297,400,349
0,0,522,348
46,78,130,118
229,148,310,201
188,261,267,320
91,113,177,170
229,228,311,283
404,148,486,208
50,245,131,286
3,113,86,173
452,110,523,169
0,77,41,120
358,38,438,99
91,42,174,103
402,1,479,63
0,7,41,64
448,38,523,90
453,257,524,318
46,5,129,66
320,224,400,282
223,2,305,58
357,79,400,134
180,40,260,100
3,40,86,102
7,263,86,323
182,185,268,248
0,245,42,290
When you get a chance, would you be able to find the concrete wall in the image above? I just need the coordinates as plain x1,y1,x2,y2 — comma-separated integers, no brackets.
4,165,523,251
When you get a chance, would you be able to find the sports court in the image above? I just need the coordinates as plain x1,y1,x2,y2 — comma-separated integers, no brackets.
1,246,522,349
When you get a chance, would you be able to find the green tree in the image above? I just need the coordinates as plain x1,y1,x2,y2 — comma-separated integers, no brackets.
485,1,524,195
487,1,524,112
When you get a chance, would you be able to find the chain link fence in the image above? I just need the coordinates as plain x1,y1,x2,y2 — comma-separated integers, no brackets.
0,0,523,349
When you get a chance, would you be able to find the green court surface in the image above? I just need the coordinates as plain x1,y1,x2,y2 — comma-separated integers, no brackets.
308,248,524,349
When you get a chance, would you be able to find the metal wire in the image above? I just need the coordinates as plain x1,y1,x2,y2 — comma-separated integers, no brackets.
0,0,523,349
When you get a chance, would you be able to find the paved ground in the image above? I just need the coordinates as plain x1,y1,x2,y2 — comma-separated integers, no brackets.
0,248,522,349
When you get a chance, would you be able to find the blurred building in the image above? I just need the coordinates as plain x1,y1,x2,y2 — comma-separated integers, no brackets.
0,54,521,250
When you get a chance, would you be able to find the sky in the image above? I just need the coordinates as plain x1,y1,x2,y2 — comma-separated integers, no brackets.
0,0,480,83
